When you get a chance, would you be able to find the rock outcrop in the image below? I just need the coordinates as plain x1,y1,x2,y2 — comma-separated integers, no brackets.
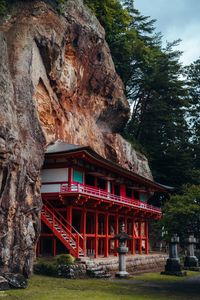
0,0,152,277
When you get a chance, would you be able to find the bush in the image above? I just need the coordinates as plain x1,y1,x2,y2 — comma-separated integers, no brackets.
34,255,75,277
34,258,58,276
56,254,75,265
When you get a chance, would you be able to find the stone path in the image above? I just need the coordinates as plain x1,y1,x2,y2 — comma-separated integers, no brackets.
113,273,200,299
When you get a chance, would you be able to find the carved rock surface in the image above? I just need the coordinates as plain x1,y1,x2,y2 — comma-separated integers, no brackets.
0,0,152,277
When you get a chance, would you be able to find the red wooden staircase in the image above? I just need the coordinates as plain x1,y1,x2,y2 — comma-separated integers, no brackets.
41,204,85,258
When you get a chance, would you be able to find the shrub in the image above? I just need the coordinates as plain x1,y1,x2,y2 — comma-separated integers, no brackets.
56,254,75,265
34,258,58,276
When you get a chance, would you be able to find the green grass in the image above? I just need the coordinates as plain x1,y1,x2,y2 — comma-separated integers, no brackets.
134,270,198,282
1,272,200,300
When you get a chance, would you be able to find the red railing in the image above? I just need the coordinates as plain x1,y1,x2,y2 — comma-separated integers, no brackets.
41,204,84,257
60,183,161,214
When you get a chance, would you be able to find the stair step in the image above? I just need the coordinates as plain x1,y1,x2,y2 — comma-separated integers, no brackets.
42,208,85,258
87,268,103,273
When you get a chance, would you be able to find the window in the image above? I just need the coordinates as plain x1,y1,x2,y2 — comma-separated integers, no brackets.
140,193,147,202
73,169,83,183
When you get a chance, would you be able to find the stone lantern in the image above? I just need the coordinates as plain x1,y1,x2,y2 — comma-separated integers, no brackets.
114,223,131,278
184,234,199,270
162,234,186,276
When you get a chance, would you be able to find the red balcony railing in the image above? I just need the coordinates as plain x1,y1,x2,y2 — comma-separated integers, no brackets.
60,182,161,215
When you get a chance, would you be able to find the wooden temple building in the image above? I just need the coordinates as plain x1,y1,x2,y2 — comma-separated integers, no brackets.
38,142,165,259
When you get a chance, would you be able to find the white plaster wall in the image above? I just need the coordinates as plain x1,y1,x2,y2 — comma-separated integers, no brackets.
41,168,68,182
41,184,60,193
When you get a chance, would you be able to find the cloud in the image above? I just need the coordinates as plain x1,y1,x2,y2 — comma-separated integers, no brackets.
134,0,200,64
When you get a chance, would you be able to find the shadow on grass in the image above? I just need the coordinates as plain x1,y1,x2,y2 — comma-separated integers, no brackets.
2,274,200,300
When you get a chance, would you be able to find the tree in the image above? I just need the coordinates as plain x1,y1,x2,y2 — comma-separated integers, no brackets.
125,40,192,187
84,0,193,188
184,58,200,185
161,185,200,244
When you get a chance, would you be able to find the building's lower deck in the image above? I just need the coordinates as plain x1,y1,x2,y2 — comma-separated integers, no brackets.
38,200,149,258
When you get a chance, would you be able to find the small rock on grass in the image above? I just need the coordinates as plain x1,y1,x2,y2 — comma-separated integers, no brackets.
3,273,28,289
0,276,9,290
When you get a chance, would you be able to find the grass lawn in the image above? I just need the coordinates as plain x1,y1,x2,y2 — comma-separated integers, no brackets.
0,272,200,300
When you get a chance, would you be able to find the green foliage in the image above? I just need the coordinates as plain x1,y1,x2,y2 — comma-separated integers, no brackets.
34,254,75,276
34,258,58,276
0,0,6,15
161,185,200,243
84,0,194,188
184,58,200,185
56,254,75,265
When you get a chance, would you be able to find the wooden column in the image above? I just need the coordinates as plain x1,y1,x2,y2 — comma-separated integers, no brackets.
82,208,87,256
145,221,149,255
94,211,98,258
66,205,72,232
114,214,119,256
139,220,142,254
104,212,109,257
131,219,135,255
120,184,126,197
68,167,72,184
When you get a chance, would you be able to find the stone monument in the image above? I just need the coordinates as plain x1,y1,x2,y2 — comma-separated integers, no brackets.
114,223,131,278
184,234,199,271
161,234,186,276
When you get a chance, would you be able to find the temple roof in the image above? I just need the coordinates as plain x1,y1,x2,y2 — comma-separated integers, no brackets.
46,142,83,154
45,141,167,192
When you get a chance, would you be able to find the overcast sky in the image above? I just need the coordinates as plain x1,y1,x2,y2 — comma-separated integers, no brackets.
134,0,200,66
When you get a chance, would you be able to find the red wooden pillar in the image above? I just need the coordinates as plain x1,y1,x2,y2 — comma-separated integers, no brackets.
104,212,109,257
114,214,119,256
66,205,72,232
131,219,135,255
68,167,72,184
145,221,149,255
139,220,142,254
94,211,98,258
82,208,87,256
120,184,126,197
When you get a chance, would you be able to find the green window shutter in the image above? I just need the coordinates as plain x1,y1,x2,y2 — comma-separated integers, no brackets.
73,169,83,183
140,193,147,202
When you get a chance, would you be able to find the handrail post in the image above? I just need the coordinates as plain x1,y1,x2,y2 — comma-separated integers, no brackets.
76,235,79,258
52,214,54,230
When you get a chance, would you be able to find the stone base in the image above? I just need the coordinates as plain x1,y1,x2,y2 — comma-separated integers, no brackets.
184,256,199,268
164,258,182,273
115,271,129,279
161,270,187,277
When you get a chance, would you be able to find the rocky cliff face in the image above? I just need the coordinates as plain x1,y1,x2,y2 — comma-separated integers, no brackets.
0,0,152,277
